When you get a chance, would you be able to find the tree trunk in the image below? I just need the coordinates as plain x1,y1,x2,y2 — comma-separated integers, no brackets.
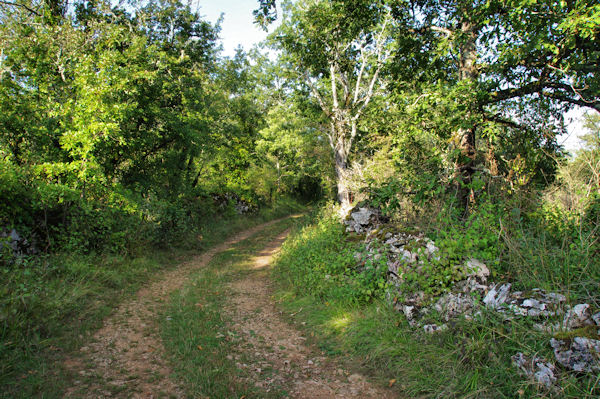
333,130,352,211
455,19,479,212
335,152,350,208
456,126,476,207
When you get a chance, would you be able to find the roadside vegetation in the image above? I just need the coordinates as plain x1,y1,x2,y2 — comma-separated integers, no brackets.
1,0,317,394
272,140,599,397
264,1,599,396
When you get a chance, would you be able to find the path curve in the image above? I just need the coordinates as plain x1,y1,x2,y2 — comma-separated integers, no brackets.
225,229,397,398
63,217,292,399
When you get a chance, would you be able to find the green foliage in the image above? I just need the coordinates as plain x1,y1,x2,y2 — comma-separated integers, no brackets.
273,201,599,397
274,206,389,305
430,198,502,266
255,101,330,201
0,0,322,262
0,0,599,395
366,178,403,216
399,198,502,298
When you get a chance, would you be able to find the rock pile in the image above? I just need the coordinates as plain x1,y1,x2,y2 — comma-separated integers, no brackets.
342,205,600,389
483,284,567,318
551,336,600,373
343,207,385,234
211,193,256,214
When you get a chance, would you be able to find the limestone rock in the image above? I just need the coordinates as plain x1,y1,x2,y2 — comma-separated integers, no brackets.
402,305,416,321
592,312,600,326
550,337,600,373
483,284,565,319
483,283,511,308
562,304,594,330
434,293,475,321
423,324,448,333
0,228,36,257
351,208,373,226
344,207,382,234
512,352,557,388
465,258,490,282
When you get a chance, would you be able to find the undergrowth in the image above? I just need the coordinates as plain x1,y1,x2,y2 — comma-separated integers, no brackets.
272,208,389,305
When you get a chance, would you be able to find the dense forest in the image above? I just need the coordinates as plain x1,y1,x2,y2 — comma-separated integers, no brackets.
1,0,599,397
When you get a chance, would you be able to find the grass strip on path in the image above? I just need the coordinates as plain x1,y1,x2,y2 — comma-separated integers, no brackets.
160,217,300,398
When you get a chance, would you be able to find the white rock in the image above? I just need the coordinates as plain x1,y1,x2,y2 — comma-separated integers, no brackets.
425,241,438,256
434,293,475,321
534,361,557,388
403,305,416,320
522,299,543,309
351,208,373,225
483,283,511,308
400,249,415,263
528,308,543,317
423,324,448,333
385,237,398,245
546,292,567,303
465,259,490,281
512,352,557,388
562,303,593,329
505,303,528,317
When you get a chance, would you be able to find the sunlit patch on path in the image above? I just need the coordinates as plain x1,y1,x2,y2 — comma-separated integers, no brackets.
225,229,397,398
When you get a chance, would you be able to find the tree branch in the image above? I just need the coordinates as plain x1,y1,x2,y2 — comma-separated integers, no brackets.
304,71,331,118
339,69,350,107
430,25,453,37
330,62,339,111
353,65,380,121
0,0,39,15
483,112,530,132
487,79,599,112
353,44,367,105
352,13,389,121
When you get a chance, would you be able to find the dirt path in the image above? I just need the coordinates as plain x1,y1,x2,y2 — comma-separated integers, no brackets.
63,217,291,399
225,229,396,398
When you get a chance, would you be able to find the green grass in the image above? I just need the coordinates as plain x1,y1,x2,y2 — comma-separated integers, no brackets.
0,199,305,398
271,213,600,398
160,216,301,398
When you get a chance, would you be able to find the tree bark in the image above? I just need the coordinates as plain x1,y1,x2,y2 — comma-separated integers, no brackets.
334,143,350,208
455,19,479,212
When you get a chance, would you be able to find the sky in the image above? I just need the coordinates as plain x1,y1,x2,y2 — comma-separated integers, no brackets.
197,0,279,57
196,0,590,152
561,107,589,153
